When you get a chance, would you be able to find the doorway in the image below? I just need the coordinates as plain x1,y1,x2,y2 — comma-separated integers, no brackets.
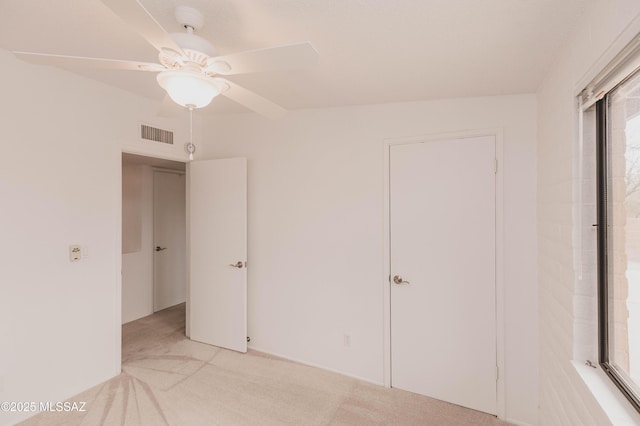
120,153,249,355
384,132,504,416
121,153,186,324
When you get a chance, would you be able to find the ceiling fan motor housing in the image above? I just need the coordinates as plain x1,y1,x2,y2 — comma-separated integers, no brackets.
169,32,217,63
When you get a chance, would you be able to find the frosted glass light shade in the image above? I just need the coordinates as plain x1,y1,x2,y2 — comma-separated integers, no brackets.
157,70,220,108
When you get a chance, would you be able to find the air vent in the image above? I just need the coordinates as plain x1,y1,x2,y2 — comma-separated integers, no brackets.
140,124,173,145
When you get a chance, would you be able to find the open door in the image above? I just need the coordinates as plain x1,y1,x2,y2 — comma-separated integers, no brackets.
188,158,247,353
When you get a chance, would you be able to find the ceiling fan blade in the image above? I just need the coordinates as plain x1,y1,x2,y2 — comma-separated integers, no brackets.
100,0,184,55
205,42,318,75
216,79,286,119
13,51,165,71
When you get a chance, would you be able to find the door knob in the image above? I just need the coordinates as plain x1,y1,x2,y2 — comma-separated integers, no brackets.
155,246,167,252
229,261,245,269
393,275,410,285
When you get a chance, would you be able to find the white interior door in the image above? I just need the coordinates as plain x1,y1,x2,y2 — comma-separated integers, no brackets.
390,136,496,414
188,158,247,353
153,171,186,312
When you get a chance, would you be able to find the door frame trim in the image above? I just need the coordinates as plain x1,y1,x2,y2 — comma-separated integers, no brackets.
382,129,505,420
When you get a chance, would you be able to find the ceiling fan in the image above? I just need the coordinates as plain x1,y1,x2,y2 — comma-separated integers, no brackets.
12,0,319,119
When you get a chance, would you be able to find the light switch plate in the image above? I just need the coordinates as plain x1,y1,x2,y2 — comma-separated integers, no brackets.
70,245,81,262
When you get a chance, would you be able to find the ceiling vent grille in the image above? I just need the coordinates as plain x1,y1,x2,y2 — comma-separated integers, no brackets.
140,124,173,145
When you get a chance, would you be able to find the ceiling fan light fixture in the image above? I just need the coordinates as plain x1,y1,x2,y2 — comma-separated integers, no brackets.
157,70,220,108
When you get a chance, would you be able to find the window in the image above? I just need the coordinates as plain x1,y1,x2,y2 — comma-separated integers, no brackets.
596,67,640,413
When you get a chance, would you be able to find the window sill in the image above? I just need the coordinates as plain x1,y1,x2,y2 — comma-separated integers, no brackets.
572,361,640,425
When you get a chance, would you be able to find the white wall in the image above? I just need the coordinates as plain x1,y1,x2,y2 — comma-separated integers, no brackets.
202,95,538,425
122,163,154,324
122,163,143,253
0,49,188,426
537,1,640,425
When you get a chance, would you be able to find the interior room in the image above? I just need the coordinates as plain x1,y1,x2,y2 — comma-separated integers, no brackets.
2,0,640,425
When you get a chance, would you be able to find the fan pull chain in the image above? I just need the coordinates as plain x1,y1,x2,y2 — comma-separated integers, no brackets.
189,106,194,161
185,105,196,161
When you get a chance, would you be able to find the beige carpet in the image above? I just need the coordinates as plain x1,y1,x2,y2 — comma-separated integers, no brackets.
21,304,511,426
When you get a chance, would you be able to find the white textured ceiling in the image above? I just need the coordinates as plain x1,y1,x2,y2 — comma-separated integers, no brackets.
0,0,586,115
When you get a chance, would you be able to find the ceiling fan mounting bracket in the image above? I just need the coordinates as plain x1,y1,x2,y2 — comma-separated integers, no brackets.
175,6,204,32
